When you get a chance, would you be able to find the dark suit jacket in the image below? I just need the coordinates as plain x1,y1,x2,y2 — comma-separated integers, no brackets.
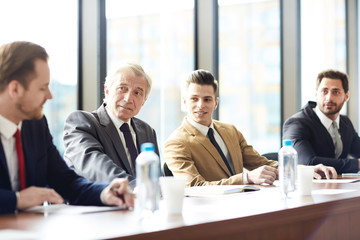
0,117,106,214
283,101,360,173
63,103,159,189
164,118,278,187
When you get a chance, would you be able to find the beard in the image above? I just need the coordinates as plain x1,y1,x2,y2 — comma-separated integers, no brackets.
320,101,344,117
15,101,44,120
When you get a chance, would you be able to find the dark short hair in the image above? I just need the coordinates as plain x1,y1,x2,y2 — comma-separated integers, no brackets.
185,69,218,94
316,69,349,93
0,41,48,92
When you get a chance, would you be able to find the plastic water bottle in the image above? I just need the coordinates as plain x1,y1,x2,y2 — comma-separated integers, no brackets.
278,139,298,198
135,142,160,218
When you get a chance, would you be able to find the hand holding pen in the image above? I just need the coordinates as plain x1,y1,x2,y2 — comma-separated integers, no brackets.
100,178,135,209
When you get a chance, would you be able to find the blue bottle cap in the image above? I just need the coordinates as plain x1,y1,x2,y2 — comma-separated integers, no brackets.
283,139,292,146
141,142,155,152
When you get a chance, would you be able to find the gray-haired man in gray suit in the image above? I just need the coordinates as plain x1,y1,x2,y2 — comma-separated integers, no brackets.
63,63,159,189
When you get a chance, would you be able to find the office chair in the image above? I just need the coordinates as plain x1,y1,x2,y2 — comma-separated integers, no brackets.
261,152,278,161
163,162,173,176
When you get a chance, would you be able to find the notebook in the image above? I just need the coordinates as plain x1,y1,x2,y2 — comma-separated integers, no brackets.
184,185,260,197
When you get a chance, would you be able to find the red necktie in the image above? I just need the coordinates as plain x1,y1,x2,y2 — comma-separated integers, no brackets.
14,129,26,190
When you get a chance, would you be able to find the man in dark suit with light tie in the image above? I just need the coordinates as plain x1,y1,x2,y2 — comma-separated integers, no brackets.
0,41,134,214
283,69,360,173
63,62,159,189
164,70,337,187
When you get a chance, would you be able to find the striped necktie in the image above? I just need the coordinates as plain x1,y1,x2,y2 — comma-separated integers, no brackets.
331,121,343,159
120,123,138,173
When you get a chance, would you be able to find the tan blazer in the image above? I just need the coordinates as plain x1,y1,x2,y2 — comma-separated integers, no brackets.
164,118,278,187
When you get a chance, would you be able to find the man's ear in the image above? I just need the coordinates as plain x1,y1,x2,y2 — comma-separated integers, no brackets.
8,80,24,99
345,91,350,102
214,97,219,110
141,96,147,106
104,85,109,96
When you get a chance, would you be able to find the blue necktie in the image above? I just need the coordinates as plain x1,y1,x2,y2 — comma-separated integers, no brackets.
120,123,138,173
207,128,234,175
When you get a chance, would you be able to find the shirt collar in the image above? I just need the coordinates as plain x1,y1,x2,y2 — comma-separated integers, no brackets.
105,106,132,130
186,117,214,136
0,115,22,139
315,106,340,130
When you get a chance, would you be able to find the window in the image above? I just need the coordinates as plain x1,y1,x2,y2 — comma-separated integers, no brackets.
106,0,195,156
0,0,78,155
300,0,346,106
218,0,281,154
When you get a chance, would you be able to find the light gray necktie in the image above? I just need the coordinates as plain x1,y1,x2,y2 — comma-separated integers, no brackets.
331,121,343,159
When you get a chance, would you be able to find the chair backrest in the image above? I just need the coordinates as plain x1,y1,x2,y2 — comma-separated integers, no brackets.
163,162,173,176
261,152,278,161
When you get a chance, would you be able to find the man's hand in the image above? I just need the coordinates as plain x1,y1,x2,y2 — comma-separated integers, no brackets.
247,165,278,185
100,178,135,208
313,164,337,179
17,186,64,210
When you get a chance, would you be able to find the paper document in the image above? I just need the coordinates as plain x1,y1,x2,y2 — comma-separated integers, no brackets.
342,172,360,176
0,230,38,240
313,179,360,183
312,189,356,195
184,185,260,197
24,204,126,214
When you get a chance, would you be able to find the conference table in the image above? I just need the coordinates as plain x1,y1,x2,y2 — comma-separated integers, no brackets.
1,176,360,240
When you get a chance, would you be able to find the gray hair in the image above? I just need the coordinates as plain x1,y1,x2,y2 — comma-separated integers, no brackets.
104,62,152,99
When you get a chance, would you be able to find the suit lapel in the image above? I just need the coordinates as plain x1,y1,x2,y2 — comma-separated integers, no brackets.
97,105,133,174
183,119,232,176
20,121,34,188
131,118,143,151
339,116,347,154
0,139,11,189
214,122,241,174
306,103,335,148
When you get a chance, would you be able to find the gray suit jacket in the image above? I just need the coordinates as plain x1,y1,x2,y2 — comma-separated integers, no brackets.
63,104,159,189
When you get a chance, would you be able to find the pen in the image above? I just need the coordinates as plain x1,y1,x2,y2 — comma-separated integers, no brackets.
110,187,135,195
110,188,135,207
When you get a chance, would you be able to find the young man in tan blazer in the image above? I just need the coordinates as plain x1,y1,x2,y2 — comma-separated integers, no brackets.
164,70,337,187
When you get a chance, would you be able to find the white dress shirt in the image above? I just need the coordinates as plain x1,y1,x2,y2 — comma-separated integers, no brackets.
0,115,22,191
314,106,341,139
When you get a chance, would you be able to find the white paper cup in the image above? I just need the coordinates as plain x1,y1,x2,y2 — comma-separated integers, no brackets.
160,177,186,215
297,166,315,195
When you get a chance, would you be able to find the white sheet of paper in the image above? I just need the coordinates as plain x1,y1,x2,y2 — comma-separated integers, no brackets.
312,179,360,183
24,204,125,214
0,229,38,240
184,185,260,197
312,189,356,195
